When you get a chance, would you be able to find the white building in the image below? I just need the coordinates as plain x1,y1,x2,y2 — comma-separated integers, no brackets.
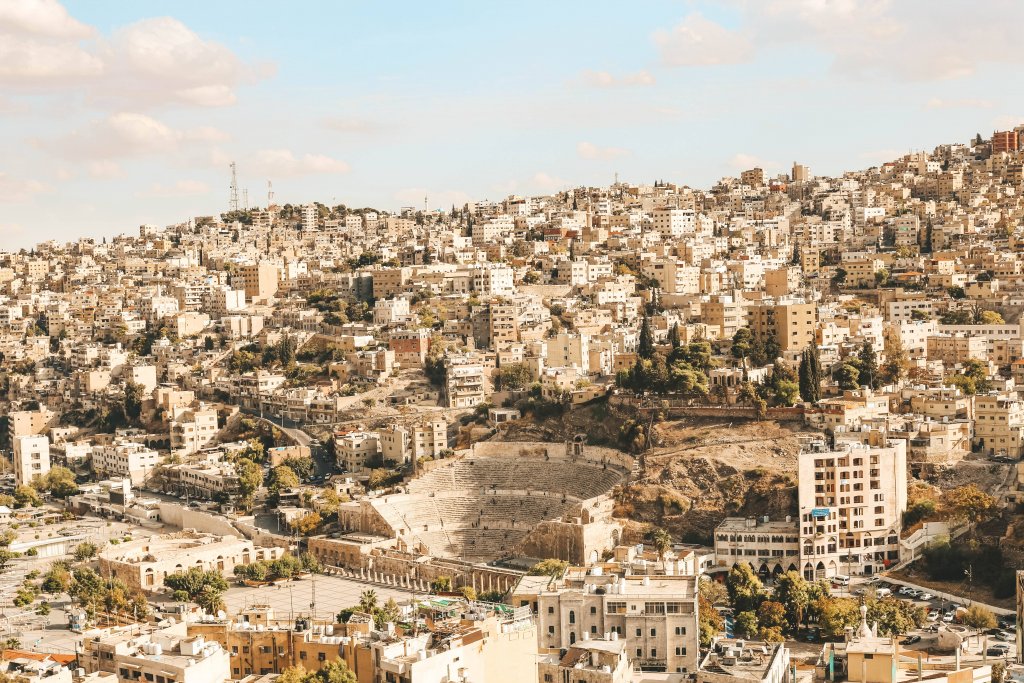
13,434,50,486
92,440,161,486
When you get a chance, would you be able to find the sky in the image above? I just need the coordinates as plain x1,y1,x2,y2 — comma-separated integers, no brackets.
2,0,1024,248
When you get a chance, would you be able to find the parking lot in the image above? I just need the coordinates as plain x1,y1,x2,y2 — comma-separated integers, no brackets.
221,574,420,622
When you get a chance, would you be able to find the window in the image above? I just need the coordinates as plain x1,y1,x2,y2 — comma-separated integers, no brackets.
650,628,657,637
548,606,554,614
590,606,597,614
651,648,657,658
548,626,555,635
637,648,643,657
675,626,686,636
569,610,575,624
676,646,687,656
299,652,306,660
636,628,642,637
318,653,326,662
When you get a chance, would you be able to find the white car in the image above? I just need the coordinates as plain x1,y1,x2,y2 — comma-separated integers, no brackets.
918,593,935,601
927,610,939,621
943,613,955,623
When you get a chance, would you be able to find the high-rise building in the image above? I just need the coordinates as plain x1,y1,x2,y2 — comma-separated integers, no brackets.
233,261,279,300
13,434,50,486
992,130,1020,154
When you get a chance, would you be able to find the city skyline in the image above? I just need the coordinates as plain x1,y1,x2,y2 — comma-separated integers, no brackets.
3,0,1024,248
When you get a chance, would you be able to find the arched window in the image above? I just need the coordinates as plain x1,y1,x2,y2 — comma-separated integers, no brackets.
569,610,576,624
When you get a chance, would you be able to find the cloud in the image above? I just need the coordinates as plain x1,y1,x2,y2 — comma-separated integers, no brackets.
252,149,350,177
577,141,631,161
858,149,905,164
0,0,93,38
394,187,471,209
531,172,569,193
323,117,392,134
581,69,655,88
925,97,994,109
992,115,1024,131
0,173,52,203
653,13,753,67
730,153,775,170
88,161,123,179
0,4,270,106
137,179,210,198
37,112,229,160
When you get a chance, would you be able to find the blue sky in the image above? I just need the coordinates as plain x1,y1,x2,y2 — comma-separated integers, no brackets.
2,0,1023,247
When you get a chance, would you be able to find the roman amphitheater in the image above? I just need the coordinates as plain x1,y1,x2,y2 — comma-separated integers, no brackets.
321,439,634,571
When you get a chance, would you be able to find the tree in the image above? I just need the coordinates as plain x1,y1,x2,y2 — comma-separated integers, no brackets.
867,597,924,635
13,485,41,508
979,310,1005,325
528,559,568,578
858,341,879,390
196,585,226,614
732,328,754,360
123,381,144,422
880,328,908,386
292,512,322,536
725,564,764,614
42,564,72,594
772,571,810,631
734,610,759,639
204,336,215,351
236,459,263,501
268,466,299,495
495,363,532,391
650,528,672,566
757,600,787,632
961,604,996,630
37,466,78,499
668,323,681,350
374,597,401,630
942,484,996,524
164,567,228,604
74,542,98,561
310,660,357,683
638,316,655,360
0,549,18,572
698,580,726,646
834,363,860,391
358,589,378,613
815,596,860,638
798,346,821,403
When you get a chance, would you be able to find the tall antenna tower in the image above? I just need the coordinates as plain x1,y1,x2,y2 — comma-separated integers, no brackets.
243,188,249,211
229,162,239,212
267,180,274,206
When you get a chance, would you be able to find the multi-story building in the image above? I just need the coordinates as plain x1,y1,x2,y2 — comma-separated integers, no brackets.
514,560,700,676
234,262,279,300
91,440,161,486
169,406,219,455
334,430,381,472
748,299,817,353
378,419,447,464
13,434,50,486
797,440,907,579
389,328,431,367
538,637,633,683
162,461,241,500
444,361,485,408
712,516,800,575
82,625,230,683
973,393,1024,458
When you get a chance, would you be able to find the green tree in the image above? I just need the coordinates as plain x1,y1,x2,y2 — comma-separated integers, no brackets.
495,363,532,391
668,323,681,350
309,660,357,683
979,310,1005,325
734,610,759,638
835,363,860,391
867,597,924,635
0,549,18,572
528,559,568,578
42,564,72,594
815,596,860,638
268,465,299,495
880,328,908,386
942,484,996,524
858,341,879,390
358,589,378,613
74,542,98,561
962,606,995,634
798,346,821,403
725,564,764,613
13,485,42,508
731,328,754,360
164,567,228,603
236,459,263,501
123,381,144,422
698,580,726,647
638,316,655,359
772,571,810,631
37,466,78,498
650,528,672,566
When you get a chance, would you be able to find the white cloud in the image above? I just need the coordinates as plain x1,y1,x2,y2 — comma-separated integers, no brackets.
577,141,631,161
0,4,269,106
252,149,350,177
653,13,753,67
394,187,471,209
137,179,210,198
0,0,93,38
531,172,569,193
323,117,391,134
88,161,123,179
581,69,655,88
730,153,775,170
0,173,52,203
992,115,1024,131
925,97,994,109
38,112,229,160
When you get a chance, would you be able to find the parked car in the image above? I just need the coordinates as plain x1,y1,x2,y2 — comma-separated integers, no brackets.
943,613,955,623
876,588,892,598
997,630,1016,642
927,611,939,621
987,645,1010,657
918,593,935,601
898,586,915,595
999,616,1017,630
900,635,922,645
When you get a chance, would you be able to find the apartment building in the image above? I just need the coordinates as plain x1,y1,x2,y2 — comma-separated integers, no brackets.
379,419,447,464
91,440,161,486
169,406,218,455
13,434,50,486
334,431,381,472
515,566,700,675
797,440,907,579
389,328,431,367
539,638,633,683
652,208,696,238
712,517,800,575
82,624,230,683
234,262,279,300
444,361,485,408
748,300,817,353
973,393,1024,458
926,333,988,365
162,462,240,499
703,296,748,340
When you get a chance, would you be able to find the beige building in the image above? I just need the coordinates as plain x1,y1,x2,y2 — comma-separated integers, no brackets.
973,393,1024,457
82,623,230,683
91,440,161,486
13,434,50,486
539,638,633,683
797,440,907,579
378,419,447,465
234,262,279,300
697,639,790,683
926,333,988,365
170,406,219,455
98,532,283,592
334,431,381,472
444,361,485,408
748,300,817,353
713,516,800,576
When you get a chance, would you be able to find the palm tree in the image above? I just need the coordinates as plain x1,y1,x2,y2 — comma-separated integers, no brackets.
651,528,672,568
359,589,378,614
